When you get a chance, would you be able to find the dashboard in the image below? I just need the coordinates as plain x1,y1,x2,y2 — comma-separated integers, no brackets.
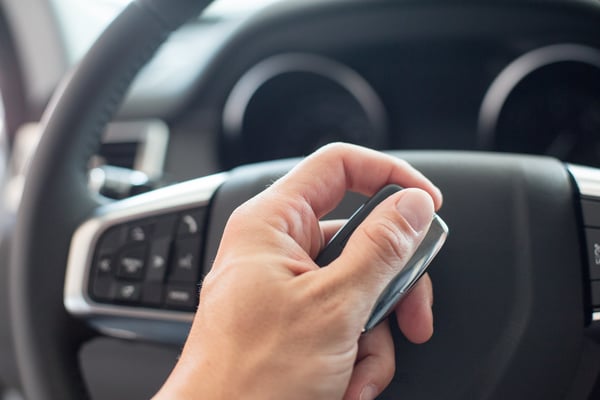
6,0,600,180
124,0,600,186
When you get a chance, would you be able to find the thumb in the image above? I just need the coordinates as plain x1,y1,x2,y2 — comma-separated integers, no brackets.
325,188,435,319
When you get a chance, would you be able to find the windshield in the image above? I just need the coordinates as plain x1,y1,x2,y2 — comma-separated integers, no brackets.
50,0,285,62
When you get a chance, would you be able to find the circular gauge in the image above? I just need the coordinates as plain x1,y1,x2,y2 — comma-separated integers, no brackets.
478,44,600,167
221,53,388,168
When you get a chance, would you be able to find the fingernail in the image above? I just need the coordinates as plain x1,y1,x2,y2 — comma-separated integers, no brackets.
360,384,378,400
396,190,433,233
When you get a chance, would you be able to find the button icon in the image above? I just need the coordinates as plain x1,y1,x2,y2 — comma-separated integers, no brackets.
96,256,113,275
121,257,143,274
165,285,197,309
115,282,141,302
182,215,198,234
146,238,170,283
177,209,206,237
177,253,194,270
120,284,136,298
116,245,147,280
130,227,146,241
585,228,600,280
167,290,191,303
99,258,111,272
169,237,201,283
152,255,165,269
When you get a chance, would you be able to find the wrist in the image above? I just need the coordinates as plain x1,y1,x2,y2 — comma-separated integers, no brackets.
153,355,225,400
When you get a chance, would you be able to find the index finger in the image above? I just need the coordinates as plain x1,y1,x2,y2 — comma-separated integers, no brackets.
272,143,443,219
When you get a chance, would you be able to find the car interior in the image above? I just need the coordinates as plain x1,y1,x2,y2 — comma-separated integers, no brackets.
2,0,600,398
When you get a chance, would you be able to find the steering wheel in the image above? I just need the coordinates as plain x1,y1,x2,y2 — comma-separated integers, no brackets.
8,0,599,399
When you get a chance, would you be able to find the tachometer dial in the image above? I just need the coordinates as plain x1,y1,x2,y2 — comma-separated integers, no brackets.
479,44,600,167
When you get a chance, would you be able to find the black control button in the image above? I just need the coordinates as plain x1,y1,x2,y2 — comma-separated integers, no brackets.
95,255,115,277
176,209,206,237
127,223,153,243
154,214,178,239
582,200,600,228
165,284,198,310
585,229,600,280
115,282,142,303
146,238,171,282
142,283,164,307
116,245,147,280
94,226,126,278
92,277,116,301
97,226,127,255
169,236,201,283
592,281,600,307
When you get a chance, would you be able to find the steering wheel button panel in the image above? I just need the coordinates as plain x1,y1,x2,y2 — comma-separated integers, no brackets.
65,173,227,340
568,165,600,320
584,228,600,280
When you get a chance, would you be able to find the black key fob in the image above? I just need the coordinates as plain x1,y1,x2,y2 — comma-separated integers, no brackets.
315,184,449,333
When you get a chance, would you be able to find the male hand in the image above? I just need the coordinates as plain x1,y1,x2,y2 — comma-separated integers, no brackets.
154,143,443,400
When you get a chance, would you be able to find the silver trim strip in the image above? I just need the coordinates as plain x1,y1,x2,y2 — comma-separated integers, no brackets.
222,52,387,140
64,172,228,341
478,44,600,148
568,164,600,199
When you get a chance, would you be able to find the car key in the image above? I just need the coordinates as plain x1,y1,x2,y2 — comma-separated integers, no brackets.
315,184,449,333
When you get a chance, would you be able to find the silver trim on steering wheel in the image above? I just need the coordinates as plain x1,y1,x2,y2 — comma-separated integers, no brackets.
568,164,600,199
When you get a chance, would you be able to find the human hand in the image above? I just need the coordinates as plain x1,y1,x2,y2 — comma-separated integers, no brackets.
154,143,443,400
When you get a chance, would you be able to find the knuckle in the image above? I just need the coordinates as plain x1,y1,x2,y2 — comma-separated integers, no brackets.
313,142,355,163
316,142,350,155
361,217,416,272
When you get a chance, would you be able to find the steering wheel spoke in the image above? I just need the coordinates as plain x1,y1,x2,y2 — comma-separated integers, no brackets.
64,173,227,344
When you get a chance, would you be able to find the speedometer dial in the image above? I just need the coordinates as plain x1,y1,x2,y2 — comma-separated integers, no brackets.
221,54,388,168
